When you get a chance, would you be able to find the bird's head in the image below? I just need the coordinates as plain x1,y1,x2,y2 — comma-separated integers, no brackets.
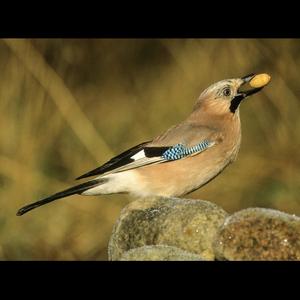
194,73,271,114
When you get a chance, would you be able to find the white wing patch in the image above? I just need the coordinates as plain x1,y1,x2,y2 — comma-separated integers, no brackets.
99,156,164,176
131,150,146,160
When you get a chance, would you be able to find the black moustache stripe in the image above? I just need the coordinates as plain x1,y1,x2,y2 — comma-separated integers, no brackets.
229,95,245,113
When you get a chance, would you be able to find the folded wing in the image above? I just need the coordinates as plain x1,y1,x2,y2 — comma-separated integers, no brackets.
76,137,216,180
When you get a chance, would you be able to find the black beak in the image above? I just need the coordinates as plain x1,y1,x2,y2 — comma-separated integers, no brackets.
237,73,263,98
229,73,264,113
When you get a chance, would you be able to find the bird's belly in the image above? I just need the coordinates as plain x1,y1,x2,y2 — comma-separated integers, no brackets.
134,147,236,198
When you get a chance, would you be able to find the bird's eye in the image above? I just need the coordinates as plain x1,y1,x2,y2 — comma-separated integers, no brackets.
223,87,231,97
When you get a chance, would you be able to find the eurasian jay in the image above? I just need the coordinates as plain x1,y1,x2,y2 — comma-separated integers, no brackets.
17,73,270,216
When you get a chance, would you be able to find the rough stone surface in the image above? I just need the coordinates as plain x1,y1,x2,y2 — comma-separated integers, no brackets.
108,197,228,261
213,208,300,261
119,245,204,261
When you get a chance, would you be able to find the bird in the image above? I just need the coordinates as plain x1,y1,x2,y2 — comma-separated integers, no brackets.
17,73,271,216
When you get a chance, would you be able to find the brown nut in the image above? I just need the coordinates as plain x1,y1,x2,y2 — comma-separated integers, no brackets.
249,73,271,88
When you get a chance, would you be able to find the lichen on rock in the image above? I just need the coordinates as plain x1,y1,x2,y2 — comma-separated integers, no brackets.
213,208,300,260
119,245,204,261
108,197,228,261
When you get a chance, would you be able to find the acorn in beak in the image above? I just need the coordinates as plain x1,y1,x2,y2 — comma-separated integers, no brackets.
230,73,271,113
238,73,271,98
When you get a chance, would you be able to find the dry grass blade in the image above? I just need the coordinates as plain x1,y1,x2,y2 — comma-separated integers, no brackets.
0,155,63,186
3,39,113,162
0,39,299,260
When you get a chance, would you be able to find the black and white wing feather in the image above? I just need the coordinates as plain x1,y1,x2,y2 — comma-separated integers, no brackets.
76,141,167,180
76,139,215,180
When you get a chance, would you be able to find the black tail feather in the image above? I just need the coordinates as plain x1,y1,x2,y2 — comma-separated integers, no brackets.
17,179,106,216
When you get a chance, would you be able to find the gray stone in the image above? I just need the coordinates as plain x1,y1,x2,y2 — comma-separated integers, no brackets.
108,197,228,261
119,245,204,261
213,208,300,260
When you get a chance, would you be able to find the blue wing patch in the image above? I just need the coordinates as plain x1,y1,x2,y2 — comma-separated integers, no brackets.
162,140,212,160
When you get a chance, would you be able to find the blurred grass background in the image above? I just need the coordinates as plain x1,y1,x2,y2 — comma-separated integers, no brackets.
0,39,299,260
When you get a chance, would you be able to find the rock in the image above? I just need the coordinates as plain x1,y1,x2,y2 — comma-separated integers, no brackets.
213,208,300,260
119,245,204,261
108,197,228,261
